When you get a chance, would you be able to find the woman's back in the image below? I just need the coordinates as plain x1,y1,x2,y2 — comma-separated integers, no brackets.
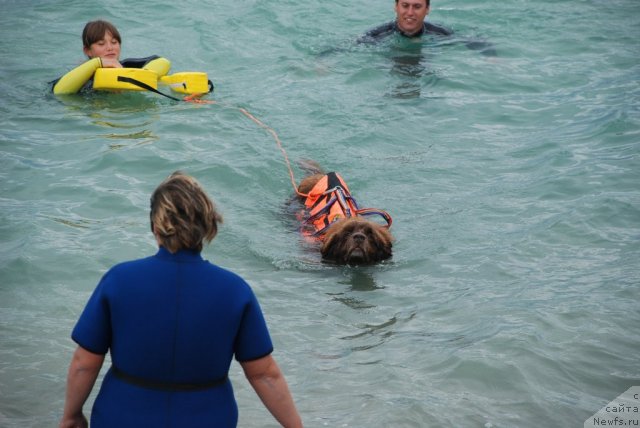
74,247,273,384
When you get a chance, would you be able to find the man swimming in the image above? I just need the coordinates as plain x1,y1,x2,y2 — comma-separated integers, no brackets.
359,0,451,43
357,0,496,57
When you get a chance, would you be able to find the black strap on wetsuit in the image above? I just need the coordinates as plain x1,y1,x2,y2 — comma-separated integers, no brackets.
111,365,228,392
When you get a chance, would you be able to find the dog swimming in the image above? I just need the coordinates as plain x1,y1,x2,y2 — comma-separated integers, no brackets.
295,161,394,265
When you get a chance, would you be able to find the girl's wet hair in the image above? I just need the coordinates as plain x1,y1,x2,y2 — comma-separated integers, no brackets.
82,20,122,48
150,171,223,253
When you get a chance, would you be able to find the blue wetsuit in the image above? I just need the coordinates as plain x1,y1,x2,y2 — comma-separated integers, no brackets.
72,247,273,428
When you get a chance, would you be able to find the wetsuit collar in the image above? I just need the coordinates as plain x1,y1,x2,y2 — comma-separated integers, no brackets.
394,21,426,38
155,246,203,262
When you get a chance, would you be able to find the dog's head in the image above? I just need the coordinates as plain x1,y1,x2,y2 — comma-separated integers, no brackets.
320,217,393,265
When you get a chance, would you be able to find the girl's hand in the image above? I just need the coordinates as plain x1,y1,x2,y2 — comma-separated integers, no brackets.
100,57,122,68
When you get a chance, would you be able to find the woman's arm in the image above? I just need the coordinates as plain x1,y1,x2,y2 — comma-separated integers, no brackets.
53,57,101,94
53,56,122,94
143,57,171,77
240,354,303,428
59,346,105,428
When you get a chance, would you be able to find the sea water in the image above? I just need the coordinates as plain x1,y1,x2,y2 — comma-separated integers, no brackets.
0,0,639,427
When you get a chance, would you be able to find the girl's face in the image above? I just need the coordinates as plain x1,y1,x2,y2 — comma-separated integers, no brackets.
83,31,120,60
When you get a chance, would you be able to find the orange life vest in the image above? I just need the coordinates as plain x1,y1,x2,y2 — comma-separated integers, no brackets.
300,172,392,238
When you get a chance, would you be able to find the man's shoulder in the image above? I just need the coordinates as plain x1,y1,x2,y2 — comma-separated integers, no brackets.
358,21,397,44
424,21,453,36
365,21,397,38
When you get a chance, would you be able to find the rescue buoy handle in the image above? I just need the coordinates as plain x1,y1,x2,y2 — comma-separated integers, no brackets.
117,76,182,101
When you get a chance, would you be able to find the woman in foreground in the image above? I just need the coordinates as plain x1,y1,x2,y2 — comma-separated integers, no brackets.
59,171,303,428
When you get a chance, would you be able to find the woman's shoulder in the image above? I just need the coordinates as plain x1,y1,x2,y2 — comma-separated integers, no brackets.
202,260,251,286
102,254,158,277
101,253,256,297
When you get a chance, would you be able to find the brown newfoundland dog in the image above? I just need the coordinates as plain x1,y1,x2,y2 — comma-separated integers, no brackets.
296,162,393,265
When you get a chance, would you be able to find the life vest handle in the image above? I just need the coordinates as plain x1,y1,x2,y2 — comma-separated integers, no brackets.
324,186,358,218
320,186,341,196
355,208,393,229
311,186,359,216
117,76,182,101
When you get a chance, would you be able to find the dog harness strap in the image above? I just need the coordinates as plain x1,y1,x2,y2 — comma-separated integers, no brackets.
305,195,341,236
305,172,351,209
304,178,359,236
306,195,337,223
326,172,347,192
110,365,228,391
356,208,393,228
302,172,392,236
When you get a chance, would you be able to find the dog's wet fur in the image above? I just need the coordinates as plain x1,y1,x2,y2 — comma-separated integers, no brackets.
297,161,393,265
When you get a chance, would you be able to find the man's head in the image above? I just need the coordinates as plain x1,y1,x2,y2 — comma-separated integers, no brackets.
394,0,431,36
395,0,430,5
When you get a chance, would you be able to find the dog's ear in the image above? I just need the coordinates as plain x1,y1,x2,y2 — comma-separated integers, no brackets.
320,233,342,262
375,242,393,261
372,227,393,261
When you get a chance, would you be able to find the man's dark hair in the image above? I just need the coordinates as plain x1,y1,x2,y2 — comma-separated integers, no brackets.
395,0,431,6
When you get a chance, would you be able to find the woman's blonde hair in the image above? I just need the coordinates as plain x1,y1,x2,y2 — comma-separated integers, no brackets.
150,171,223,253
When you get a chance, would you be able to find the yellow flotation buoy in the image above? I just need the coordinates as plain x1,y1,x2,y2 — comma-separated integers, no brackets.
93,68,158,91
160,72,211,94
